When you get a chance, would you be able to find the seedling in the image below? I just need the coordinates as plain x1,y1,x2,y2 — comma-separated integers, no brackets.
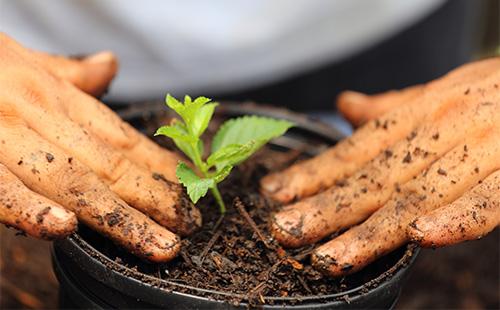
155,94,294,213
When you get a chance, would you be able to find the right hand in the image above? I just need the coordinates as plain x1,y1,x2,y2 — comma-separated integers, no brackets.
261,57,500,276
0,33,201,262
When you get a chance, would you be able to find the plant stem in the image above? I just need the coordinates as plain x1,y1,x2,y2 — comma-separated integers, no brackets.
192,150,205,174
190,141,226,214
210,185,226,214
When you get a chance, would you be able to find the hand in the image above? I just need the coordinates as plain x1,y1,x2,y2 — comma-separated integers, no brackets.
261,58,500,276
0,33,201,262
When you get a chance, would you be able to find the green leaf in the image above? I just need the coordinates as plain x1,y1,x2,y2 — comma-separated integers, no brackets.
193,96,211,106
154,125,188,140
165,94,184,114
206,141,256,168
212,115,294,153
155,123,199,163
176,163,214,203
172,120,189,134
178,96,215,135
213,165,233,183
165,95,214,134
173,139,197,164
167,122,197,162
196,139,204,157
191,103,218,137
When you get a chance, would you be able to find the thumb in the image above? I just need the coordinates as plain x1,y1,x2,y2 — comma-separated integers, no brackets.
31,49,118,97
336,85,423,127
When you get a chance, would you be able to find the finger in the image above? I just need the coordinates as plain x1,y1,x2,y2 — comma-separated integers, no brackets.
336,56,500,127
0,163,77,239
1,47,179,182
261,57,500,203
337,85,423,127
408,170,500,247
0,118,180,262
31,50,118,97
60,83,180,182
0,32,117,97
1,33,182,186
261,101,425,202
271,98,499,247
337,55,500,127
2,57,200,236
311,127,500,277
13,96,200,236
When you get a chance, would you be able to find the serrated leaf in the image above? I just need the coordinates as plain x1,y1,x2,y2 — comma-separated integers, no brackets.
184,95,192,106
212,116,294,153
206,141,256,168
213,165,233,183
191,103,218,137
165,94,184,114
176,163,214,203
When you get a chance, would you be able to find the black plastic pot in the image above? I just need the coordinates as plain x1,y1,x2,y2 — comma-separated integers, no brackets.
52,102,419,309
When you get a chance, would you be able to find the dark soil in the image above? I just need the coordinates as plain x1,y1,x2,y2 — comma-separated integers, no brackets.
77,147,413,306
73,109,415,306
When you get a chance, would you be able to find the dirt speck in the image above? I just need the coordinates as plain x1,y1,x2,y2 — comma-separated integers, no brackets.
45,153,55,163
35,207,52,224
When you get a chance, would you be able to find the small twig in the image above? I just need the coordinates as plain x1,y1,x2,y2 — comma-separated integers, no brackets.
249,281,267,295
267,259,284,277
200,229,222,264
211,214,225,233
259,293,266,305
234,198,270,248
292,245,316,261
256,258,284,283
297,274,312,294
247,281,267,308
247,257,285,303
179,250,195,268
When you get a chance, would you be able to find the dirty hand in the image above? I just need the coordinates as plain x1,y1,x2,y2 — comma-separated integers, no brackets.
261,58,500,276
0,33,201,262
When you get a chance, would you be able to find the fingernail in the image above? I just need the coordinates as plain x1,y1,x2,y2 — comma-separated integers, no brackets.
261,178,281,193
82,51,118,96
84,51,116,65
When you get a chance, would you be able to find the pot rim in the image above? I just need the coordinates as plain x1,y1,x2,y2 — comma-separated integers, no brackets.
116,100,346,143
54,102,420,305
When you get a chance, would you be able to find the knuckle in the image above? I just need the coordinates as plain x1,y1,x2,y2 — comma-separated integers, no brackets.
55,160,96,194
19,82,47,106
107,153,131,182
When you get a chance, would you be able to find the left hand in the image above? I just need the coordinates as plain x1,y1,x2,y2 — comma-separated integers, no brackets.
0,33,200,262
260,58,500,276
